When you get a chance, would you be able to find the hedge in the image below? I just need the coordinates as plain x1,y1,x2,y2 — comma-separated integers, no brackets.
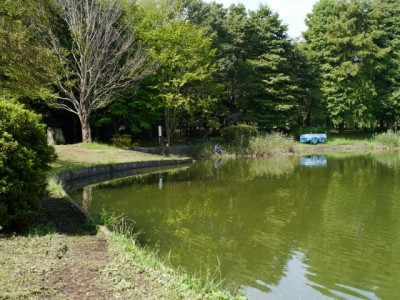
0,99,56,230
220,124,258,147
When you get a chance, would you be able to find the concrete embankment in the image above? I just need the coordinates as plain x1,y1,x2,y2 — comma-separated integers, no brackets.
55,158,193,183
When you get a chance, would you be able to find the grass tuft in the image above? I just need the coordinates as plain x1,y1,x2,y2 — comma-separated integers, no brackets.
247,132,295,156
372,131,400,148
28,222,57,236
81,142,119,150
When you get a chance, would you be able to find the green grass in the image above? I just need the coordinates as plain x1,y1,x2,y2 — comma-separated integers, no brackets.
371,131,400,148
50,143,188,174
81,142,120,150
105,219,244,300
326,137,372,146
88,210,243,299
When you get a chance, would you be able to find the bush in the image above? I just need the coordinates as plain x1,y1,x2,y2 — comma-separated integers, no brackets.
111,134,132,148
220,124,258,147
247,132,295,156
0,100,56,231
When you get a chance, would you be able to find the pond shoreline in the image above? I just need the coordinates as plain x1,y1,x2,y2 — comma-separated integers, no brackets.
1,144,237,299
1,143,391,299
292,143,374,154
229,143,387,159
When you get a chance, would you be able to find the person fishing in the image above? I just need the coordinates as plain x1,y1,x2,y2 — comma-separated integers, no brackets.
214,143,224,155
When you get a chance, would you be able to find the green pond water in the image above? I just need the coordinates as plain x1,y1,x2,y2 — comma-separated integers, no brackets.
70,153,400,299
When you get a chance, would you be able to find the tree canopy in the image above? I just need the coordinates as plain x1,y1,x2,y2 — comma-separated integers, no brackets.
1,0,400,143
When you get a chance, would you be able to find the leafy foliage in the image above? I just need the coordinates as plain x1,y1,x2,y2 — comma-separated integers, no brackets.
111,134,133,148
303,0,389,128
136,0,217,145
245,5,301,130
0,100,56,230
220,124,258,146
371,0,400,127
0,0,56,99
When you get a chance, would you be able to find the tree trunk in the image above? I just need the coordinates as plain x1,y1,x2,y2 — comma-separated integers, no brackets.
80,113,92,143
165,107,175,146
387,118,396,132
338,122,345,134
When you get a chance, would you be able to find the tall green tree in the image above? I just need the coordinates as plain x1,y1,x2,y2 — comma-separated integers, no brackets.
304,0,389,131
372,0,400,130
136,0,217,145
245,5,301,130
293,41,325,128
0,0,55,99
185,2,255,125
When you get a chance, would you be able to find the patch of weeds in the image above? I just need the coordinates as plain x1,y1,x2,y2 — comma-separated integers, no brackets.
28,222,57,236
92,210,138,237
327,137,371,146
105,232,244,299
92,209,123,229
47,177,66,198
247,132,295,156
372,131,400,148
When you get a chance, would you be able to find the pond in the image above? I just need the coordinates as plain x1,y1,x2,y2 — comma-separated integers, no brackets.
69,153,400,299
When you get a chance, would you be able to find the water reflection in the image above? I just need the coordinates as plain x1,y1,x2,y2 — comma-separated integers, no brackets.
214,158,224,169
300,155,327,167
69,154,400,299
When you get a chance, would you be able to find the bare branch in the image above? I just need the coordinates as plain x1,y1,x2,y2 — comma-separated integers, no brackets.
48,0,156,142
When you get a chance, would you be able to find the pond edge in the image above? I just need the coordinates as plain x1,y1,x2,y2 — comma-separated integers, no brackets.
54,158,194,182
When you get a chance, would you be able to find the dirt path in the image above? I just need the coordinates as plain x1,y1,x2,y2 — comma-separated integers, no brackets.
0,197,115,300
1,196,211,300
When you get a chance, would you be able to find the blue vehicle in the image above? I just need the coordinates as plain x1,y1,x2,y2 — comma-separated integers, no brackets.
299,133,327,144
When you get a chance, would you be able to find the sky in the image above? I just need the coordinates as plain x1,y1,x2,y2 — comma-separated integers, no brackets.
203,0,318,38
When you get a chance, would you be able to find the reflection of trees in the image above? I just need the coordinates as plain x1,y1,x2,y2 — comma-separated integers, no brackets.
372,151,400,169
82,186,92,212
69,155,400,298
300,155,400,299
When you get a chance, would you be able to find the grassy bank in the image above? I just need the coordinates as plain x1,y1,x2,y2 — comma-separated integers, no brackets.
0,144,240,299
203,131,399,158
52,143,183,173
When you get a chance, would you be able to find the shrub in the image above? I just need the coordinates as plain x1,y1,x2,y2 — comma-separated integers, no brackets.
372,131,400,148
220,124,258,147
0,100,56,231
111,134,132,148
247,132,295,156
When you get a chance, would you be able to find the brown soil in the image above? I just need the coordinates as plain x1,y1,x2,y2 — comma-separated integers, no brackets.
0,197,110,299
1,196,196,299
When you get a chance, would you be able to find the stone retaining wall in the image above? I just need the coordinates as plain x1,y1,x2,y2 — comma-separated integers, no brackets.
130,146,194,156
55,159,193,183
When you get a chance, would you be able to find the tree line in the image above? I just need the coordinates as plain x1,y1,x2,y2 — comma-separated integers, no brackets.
1,0,399,144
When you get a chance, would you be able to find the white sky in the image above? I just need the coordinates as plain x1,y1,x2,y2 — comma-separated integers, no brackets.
203,0,318,38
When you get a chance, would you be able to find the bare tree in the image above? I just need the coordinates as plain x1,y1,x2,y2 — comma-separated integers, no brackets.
49,0,155,142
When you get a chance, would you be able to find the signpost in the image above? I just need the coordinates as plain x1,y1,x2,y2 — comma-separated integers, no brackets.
158,125,163,150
